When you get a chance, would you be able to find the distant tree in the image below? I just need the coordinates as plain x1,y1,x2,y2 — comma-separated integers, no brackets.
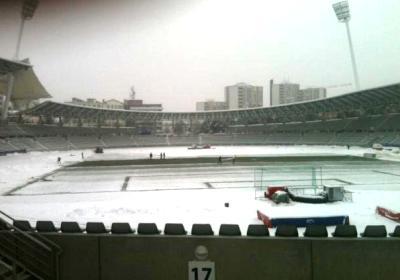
173,120,186,135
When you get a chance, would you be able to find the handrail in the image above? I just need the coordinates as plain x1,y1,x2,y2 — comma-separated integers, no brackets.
0,210,62,280
0,210,61,252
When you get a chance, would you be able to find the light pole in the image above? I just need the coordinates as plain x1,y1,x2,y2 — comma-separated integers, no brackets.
14,0,39,60
332,1,360,91
1,0,39,122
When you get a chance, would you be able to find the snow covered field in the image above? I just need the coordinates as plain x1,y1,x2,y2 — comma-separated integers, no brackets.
1,145,400,235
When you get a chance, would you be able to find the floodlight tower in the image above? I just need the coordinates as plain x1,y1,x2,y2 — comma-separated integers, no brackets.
332,1,360,90
14,0,39,59
1,0,39,122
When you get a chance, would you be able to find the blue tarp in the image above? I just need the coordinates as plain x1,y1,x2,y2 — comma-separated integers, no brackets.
270,215,349,227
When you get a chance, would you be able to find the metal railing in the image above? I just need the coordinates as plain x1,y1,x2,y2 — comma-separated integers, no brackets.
0,210,62,280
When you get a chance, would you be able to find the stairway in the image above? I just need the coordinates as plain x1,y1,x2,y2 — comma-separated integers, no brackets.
0,211,62,280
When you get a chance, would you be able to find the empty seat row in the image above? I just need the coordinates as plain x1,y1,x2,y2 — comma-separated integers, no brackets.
7,220,400,238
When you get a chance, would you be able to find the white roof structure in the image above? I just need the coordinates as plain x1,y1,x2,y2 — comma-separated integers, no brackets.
0,57,51,101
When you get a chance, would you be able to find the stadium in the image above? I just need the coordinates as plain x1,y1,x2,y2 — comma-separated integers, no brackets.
1,1,400,280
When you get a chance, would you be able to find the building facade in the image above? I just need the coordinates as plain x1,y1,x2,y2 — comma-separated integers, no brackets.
224,83,263,110
270,80,326,106
124,99,163,112
67,98,124,109
196,100,227,111
299,88,327,102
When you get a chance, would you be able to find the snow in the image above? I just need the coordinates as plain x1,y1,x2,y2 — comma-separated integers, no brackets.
1,145,400,235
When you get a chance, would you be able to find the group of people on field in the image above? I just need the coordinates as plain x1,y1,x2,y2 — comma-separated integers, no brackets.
149,152,166,160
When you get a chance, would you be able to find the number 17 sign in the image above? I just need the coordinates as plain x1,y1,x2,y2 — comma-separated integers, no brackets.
188,261,215,280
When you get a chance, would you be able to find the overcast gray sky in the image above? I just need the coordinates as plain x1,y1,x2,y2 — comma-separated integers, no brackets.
0,0,399,111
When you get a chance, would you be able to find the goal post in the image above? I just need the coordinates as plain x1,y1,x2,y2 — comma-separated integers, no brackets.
254,165,323,200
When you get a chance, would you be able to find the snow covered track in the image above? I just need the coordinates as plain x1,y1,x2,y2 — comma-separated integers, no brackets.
1,145,400,235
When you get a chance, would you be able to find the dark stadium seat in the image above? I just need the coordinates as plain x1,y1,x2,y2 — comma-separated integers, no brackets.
36,221,58,233
275,225,298,237
111,223,134,234
137,223,160,235
304,225,328,237
191,224,214,236
219,224,241,236
164,223,187,235
361,225,387,238
86,222,109,234
332,225,357,238
389,226,400,237
13,220,33,231
0,219,11,230
60,221,83,233
246,224,270,237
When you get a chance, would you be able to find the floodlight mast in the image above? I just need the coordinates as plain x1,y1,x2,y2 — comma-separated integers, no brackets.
1,0,39,122
14,0,39,60
332,1,360,91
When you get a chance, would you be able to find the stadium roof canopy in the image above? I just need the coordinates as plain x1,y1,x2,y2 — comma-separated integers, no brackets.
25,83,400,124
0,57,31,75
0,57,51,101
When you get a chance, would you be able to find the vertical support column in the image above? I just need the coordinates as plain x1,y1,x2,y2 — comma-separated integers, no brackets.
1,73,15,122
345,21,360,91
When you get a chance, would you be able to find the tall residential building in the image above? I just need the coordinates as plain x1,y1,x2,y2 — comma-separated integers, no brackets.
196,100,227,111
270,80,300,106
224,83,263,110
269,80,326,106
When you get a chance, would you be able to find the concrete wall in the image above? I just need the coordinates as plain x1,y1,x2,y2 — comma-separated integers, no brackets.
44,234,400,280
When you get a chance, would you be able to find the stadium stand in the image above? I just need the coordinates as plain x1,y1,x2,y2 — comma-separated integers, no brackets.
3,210,400,280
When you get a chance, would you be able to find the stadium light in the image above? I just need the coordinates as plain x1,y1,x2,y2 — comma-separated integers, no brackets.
332,1,360,90
14,0,39,59
2,0,39,122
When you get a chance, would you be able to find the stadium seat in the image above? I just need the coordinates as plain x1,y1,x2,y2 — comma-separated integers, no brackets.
304,225,328,237
246,224,270,237
191,224,214,236
0,219,11,230
275,225,298,237
86,222,109,234
332,225,357,237
13,220,33,231
137,223,160,235
219,224,241,236
60,221,83,233
389,226,400,237
111,223,134,234
164,223,187,235
36,221,58,233
361,225,387,238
